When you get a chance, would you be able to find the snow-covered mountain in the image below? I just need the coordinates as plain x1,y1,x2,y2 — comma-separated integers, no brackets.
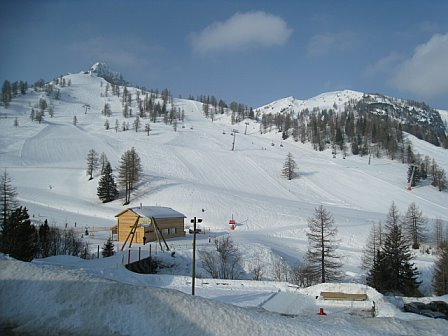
1,66,447,276
257,90,447,146
1,64,448,334
257,89,365,114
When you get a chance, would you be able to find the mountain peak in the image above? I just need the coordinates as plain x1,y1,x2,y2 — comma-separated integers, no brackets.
88,62,128,86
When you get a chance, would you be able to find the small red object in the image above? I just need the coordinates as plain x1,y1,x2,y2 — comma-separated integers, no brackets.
317,308,326,315
229,218,236,230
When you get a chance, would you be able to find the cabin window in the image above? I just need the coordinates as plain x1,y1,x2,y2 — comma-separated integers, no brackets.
169,228,176,234
162,229,169,235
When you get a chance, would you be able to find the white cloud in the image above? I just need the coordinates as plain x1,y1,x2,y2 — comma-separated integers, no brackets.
189,11,292,55
392,33,448,98
307,32,357,57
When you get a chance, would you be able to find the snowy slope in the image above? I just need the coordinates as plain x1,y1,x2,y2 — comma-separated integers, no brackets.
1,70,448,335
1,71,447,287
256,89,364,115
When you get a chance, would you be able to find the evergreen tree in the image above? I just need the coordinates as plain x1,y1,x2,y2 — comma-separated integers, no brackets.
97,162,118,203
102,237,115,257
19,81,28,95
1,207,36,261
433,242,448,295
368,202,421,295
306,205,342,283
99,152,109,174
281,152,297,180
0,170,18,232
432,167,447,191
402,202,426,249
86,149,99,180
1,80,12,107
117,147,142,205
361,222,383,272
145,123,151,136
434,218,444,248
37,219,51,258
102,103,112,117
133,116,140,132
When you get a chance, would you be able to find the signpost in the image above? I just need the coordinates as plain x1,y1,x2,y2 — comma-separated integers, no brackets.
191,216,202,295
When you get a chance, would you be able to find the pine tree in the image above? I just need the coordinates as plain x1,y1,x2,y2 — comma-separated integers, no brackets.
145,123,151,136
402,202,426,249
117,147,142,205
1,206,36,261
281,152,297,180
102,237,115,257
434,218,444,248
37,219,51,258
99,152,109,174
97,162,118,203
306,205,342,283
368,202,421,296
1,80,12,107
361,222,383,272
0,170,18,232
102,103,111,117
86,149,99,180
133,116,140,132
433,242,448,295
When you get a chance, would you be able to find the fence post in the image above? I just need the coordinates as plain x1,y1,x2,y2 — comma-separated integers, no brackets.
138,246,141,261
97,245,100,259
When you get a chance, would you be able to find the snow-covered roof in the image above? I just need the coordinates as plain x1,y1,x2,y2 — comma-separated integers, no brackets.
121,206,185,219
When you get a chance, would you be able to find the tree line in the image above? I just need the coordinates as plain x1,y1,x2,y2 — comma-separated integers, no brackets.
197,94,255,124
0,171,89,261
405,142,447,191
1,80,29,107
362,202,448,296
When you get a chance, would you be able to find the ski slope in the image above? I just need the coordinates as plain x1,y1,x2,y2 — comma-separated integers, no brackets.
0,71,447,289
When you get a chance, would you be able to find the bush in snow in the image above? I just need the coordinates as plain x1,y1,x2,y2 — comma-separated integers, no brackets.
199,235,242,280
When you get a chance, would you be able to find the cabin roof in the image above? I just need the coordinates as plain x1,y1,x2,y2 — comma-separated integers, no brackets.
116,206,186,219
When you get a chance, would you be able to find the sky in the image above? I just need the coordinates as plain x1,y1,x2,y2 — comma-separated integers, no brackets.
1,0,448,109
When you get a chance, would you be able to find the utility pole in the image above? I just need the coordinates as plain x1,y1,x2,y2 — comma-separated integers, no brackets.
191,216,202,295
232,129,238,151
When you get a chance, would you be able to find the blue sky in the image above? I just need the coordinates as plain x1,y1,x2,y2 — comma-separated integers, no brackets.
1,0,448,109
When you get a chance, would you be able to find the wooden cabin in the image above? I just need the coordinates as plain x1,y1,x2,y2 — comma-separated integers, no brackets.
115,206,186,244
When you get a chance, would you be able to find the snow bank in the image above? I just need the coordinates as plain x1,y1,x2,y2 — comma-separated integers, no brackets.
1,256,447,336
